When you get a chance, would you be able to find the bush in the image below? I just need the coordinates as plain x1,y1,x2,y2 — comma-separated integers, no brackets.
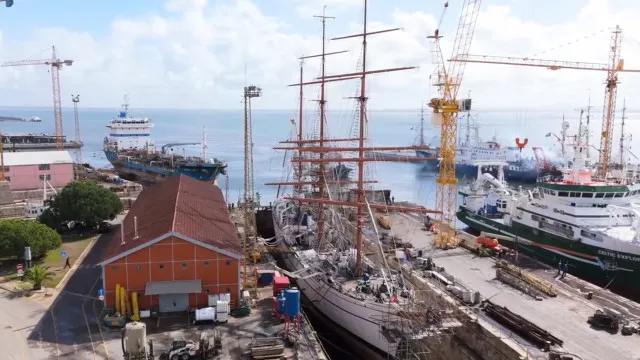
0,219,62,258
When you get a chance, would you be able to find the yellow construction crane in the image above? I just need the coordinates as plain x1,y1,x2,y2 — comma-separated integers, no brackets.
449,26,640,179
2,46,73,150
429,0,482,248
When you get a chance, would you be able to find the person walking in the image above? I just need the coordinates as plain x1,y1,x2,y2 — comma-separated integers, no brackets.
63,257,71,269
554,261,562,278
560,263,568,279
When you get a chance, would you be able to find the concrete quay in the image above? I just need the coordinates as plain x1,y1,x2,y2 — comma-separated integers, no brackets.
387,212,640,360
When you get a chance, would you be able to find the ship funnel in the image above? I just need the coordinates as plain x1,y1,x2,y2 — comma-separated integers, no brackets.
134,216,139,240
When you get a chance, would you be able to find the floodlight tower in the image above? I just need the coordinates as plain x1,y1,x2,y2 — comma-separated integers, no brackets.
242,84,261,290
71,94,81,163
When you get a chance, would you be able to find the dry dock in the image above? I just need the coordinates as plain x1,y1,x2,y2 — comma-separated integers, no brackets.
387,212,640,360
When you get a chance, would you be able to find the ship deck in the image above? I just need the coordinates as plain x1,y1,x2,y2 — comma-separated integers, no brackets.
388,212,640,360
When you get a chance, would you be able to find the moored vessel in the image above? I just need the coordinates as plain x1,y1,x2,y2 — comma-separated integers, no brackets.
103,97,226,183
457,123,640,300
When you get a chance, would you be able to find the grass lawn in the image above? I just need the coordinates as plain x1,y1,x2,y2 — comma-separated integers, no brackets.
0,235,95,289
40,235,95,287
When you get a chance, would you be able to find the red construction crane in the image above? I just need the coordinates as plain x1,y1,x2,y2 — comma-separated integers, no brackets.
2,46,74,150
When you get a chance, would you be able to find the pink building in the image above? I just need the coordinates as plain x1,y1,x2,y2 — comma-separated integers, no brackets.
2,151,74,190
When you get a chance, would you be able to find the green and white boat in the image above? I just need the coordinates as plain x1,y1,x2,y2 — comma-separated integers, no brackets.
457,128,640,300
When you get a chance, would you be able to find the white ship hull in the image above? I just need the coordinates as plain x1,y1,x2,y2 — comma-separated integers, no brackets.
281,252,399,356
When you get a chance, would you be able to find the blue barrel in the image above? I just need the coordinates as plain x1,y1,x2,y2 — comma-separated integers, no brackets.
276,293,286,314
284,289,300,317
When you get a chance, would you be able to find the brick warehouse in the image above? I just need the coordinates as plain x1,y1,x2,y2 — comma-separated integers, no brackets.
98,174,241,313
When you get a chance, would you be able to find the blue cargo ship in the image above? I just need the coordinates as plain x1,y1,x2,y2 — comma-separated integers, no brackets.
103,97,227,184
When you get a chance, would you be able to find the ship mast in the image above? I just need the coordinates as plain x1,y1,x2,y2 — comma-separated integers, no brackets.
269,0,438,275
620,98,627,165
585,91,592,162
464,90,471,147
295,58,304,196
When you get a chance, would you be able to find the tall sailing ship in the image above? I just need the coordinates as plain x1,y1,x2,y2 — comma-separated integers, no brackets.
264,2,455,358
457,122,640,300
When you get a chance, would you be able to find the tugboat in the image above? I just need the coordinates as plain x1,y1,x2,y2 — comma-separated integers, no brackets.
457,123,640,300
103,96,227,183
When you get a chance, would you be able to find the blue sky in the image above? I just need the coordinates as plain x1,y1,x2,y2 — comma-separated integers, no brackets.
0,0,638,110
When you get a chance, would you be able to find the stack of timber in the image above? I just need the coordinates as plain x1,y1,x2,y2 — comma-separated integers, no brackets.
249,337,285,359
496,260,557,297
482,300,563,351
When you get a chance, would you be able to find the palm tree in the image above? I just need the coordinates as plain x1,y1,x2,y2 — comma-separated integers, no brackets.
25,265,55,290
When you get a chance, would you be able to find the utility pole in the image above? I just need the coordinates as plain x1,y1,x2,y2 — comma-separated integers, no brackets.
71,94,81,163
620,98,627,165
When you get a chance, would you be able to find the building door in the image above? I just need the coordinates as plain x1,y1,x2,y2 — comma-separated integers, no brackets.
159,293,189,312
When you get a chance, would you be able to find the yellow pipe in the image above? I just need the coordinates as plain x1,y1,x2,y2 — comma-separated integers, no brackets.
130,292,140,321
125,289,131,317
115,284,121,313
120,287,127,317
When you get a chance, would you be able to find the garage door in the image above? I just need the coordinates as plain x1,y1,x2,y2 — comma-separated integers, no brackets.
159,293,189,313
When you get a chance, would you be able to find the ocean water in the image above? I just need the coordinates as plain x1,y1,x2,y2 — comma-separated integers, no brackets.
0,105,636,210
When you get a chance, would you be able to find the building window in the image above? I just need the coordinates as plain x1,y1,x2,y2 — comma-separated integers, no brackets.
111,266,118,271
158,264,164,269
39,174,51,181
39,164,50,171
182,263,187,268
203,261,209,267
136,265,142,271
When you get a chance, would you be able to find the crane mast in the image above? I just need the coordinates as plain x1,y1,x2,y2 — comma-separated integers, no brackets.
600,26,622,178
2,46,73,150
429,0,482,249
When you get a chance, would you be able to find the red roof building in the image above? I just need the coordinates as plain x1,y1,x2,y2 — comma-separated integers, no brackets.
98,174,241,313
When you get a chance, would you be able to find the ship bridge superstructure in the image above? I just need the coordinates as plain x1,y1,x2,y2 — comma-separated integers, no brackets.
105,96,154,151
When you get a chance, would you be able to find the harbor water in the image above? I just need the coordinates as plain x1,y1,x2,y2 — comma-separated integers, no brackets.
0,106,635,208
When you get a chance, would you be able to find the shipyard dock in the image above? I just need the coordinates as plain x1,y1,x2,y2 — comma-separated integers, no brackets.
386,212,640,360
2,132,82,151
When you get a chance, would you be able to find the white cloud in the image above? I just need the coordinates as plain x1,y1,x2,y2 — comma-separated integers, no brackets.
0,0,639,113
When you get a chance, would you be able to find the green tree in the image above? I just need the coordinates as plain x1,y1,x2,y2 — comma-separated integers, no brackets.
0,219,62,258
38,180,123,229
24,264,55,290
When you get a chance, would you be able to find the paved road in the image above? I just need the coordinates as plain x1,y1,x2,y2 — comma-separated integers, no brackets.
0,288,49,360
20,220,124,360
